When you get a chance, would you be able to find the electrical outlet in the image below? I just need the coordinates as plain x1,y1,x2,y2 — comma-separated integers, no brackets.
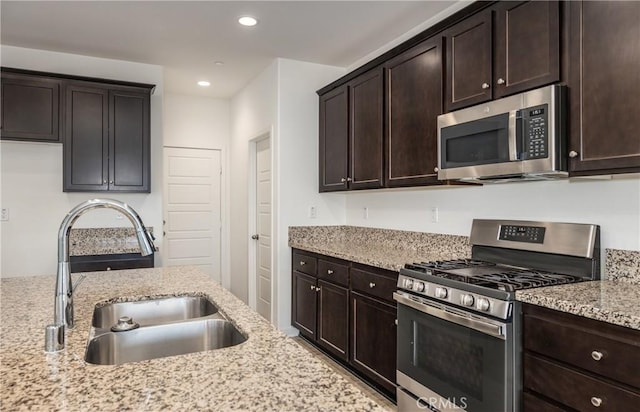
431,207,439,223
363,207,369,220
308,206,317,219
1,208,9,221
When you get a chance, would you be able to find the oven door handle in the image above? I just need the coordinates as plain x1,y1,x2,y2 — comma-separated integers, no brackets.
393,292,507,340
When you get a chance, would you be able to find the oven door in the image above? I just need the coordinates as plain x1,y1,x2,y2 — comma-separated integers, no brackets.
394,292,512,412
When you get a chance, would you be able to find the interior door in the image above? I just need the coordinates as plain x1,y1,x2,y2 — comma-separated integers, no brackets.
163,147,222,282
255,138,272,321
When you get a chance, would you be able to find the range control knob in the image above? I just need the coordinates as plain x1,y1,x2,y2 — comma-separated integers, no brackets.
414,282,426,292
477,298,491,312
435,287,448,299
461,294,475,307
404,279,414,289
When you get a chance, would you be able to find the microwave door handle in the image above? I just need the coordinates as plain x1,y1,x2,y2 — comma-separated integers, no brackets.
508,110,520,161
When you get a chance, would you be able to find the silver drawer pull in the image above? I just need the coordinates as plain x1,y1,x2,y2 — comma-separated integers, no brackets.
369,282,376,288
310,285,314,291
591,350,603,361
299,261,306,266
591,397,602,407
327,270,334,275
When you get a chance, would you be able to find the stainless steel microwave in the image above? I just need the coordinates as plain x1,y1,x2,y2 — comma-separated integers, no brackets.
437,85,567,183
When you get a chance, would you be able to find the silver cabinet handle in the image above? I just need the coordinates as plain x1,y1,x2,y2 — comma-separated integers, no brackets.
482,83,490,89
327,270,334,275
369,282,376,288
310,285,314,290
299,261,306,266
103,180,107,184
569,150,579,158
591,350,603,361
434,167,439,172
316,286,320,292
591,397,602,407
109,180,114,184
346,177,352,182
341,178,346,183
497,78,505,85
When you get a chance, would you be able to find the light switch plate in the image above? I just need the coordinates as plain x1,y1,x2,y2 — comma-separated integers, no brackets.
1,208,9,221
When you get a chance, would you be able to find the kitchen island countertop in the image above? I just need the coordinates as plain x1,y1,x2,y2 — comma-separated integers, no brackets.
0,266,391,411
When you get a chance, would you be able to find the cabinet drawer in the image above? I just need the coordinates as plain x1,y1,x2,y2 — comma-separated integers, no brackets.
292,251,317,276
351,267,397,304
524,305,640,388
318,259,349,287
522,391,566,412
524,353,640,411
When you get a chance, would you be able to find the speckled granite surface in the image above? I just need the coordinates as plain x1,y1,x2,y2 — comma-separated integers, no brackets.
0,267,391,411
288,226,471,271
606,248,640,283
70,227,154,256
516,280,640,330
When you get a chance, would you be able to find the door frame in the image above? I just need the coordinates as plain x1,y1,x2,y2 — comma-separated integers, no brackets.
162,145,229,289
248,130,274,321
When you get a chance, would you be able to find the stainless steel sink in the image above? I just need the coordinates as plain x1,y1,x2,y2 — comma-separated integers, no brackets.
85,318,247,365
92,295,219,328
85,295,247,365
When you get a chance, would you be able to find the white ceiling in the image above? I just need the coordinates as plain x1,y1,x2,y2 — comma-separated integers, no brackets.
1,1,457,98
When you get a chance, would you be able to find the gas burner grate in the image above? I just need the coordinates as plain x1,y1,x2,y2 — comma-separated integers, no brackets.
471,270,584,292
406,259,494,272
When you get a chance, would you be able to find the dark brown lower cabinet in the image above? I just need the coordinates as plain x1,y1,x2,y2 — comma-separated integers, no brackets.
291,249,398,399
292,270,318,338
523,303,640,411
351,292,397,394
317,280,349,361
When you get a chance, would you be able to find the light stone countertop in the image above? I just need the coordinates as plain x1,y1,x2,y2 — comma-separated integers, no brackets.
516,280,640,331
0,266,392,411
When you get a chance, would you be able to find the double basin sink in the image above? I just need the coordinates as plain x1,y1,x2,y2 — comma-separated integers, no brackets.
85,295,247,365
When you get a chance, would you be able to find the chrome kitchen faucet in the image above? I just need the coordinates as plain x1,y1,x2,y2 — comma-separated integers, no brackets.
45,199,155,352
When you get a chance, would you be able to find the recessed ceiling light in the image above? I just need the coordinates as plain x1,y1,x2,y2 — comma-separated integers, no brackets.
214,61,225,66
238,16,258,27
197,81,211,87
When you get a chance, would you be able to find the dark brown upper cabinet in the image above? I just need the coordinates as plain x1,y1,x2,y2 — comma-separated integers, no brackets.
445,9,492,112
319,85,349,192
567,1,640,176
445,1,560,111
348,68,384,190
319,68,383,192
1,70,62,142
493,1,560,99
64,81,151,193
385,37,443,187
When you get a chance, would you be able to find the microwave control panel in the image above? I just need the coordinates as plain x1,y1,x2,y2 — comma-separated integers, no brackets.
521,104,549,159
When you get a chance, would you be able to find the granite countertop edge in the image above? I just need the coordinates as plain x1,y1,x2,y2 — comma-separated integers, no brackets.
516,280,640,331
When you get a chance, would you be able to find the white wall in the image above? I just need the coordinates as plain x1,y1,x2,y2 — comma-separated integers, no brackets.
275,59,347,332
344,177,640,252
0,46,164,277
229,61,278,302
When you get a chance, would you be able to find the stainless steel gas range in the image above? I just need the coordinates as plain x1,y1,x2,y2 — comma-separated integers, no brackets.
395,219,600,412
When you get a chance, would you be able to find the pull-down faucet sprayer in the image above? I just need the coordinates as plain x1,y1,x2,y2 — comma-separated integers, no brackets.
45,199,155,352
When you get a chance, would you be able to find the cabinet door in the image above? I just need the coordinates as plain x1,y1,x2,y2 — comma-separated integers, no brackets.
568,1,640,175
493,1,560,99
351,292,397,394
64,84,109,192
319,85,349,192
1,73,61,142
445,9,492,111
385,37,443,187
348,68,383,190
292,271,317,339
109,90,150,192
317,280,349,361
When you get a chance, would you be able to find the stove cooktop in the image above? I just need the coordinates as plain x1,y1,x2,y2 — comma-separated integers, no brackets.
404,259,585,293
